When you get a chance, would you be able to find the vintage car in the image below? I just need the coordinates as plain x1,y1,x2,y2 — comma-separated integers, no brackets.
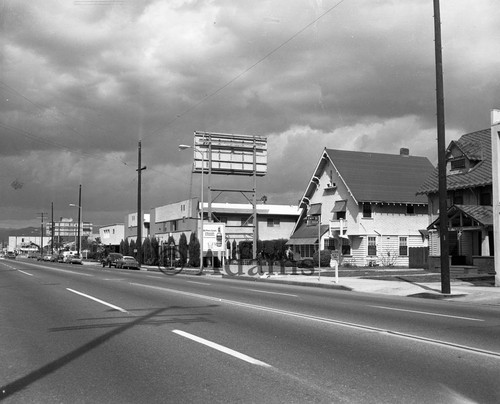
115,255,139,269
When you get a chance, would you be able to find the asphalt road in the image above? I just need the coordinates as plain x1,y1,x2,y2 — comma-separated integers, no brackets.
1,258,500,403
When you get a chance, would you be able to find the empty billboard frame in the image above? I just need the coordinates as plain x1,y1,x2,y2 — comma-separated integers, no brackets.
193,131,267,176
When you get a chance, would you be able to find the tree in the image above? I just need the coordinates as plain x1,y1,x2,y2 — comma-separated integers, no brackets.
143,237,152,265
239,240,253,259
179,233,188,266
231,240,237,260
129,239,136,258
188,232,200,267
151,237,160,266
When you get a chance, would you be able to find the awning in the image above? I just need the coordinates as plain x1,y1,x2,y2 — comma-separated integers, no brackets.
331,200,347,212
286,238,317,245
307,203,322,216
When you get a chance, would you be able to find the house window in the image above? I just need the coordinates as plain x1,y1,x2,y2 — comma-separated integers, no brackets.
368,236,377,256
480,192,492,206
325,238,335,250
336,211,346,220
454,194,463,205
267,218,280,227
406,205,415,215
450,158,466,170
341,238,351,255
363,203,372,218
241,217,253,226
399,237,408,256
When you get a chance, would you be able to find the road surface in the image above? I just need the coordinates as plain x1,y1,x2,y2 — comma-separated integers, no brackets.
1,258,499,403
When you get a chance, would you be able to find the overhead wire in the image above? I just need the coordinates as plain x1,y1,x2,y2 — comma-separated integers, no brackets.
147,0,348,138
1,0,348,181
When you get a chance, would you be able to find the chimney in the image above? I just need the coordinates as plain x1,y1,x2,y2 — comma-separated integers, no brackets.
400,148,410,156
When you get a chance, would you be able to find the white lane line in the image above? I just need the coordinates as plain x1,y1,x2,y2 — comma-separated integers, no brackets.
18,261,94,277
248,289,297,297
131,283,500,359
66,288,127,313
18,270,34,276
186,281,211,286
172,329,271,368
369,305,483,322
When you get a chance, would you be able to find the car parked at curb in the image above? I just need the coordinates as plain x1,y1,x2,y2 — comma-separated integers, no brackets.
101,253,123,268
115,255,139,269
69,253,83,265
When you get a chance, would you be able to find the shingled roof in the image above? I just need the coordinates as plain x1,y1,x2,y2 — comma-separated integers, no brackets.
417,129,491,194
325,149,434,204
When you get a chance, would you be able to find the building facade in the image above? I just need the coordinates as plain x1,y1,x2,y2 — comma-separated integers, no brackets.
418,129,494,274
99,223,125,253
288,147,434,267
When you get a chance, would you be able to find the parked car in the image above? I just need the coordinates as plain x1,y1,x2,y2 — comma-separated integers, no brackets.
115,255,139,269
42,254,58,262
101,253,123,268
70,253,83,265
5,251,16,259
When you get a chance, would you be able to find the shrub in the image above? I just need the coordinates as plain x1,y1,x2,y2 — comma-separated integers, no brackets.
298,259,315,268
313,250,332,267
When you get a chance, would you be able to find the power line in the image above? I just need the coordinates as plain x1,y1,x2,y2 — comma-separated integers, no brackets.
148,0,348,138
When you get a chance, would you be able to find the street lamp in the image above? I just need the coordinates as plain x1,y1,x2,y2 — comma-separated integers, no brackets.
69,203,82,256
179,144,205,273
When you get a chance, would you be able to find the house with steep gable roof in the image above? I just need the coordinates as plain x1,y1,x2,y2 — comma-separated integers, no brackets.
417,129,494,273
287,147,434,267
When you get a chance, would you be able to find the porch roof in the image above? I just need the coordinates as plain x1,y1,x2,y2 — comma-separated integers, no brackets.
428,204,493,230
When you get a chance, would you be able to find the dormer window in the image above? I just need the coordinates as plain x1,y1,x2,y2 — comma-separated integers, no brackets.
450,158,466,170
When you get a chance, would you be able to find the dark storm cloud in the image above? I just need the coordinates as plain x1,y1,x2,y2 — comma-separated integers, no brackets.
0,0,499,228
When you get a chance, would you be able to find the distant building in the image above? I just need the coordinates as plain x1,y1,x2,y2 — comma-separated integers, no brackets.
8,236,45,254
124,212,150,244
45,217,93,239
99,223,125,253
149,198,300,250
288,147,434,267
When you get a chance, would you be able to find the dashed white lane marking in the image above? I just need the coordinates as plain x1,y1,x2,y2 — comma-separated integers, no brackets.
18,270,34,276
172,329,271,367
132,283,500,359
66,288,127,313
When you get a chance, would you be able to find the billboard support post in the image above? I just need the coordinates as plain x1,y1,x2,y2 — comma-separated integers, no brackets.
192,132,267,262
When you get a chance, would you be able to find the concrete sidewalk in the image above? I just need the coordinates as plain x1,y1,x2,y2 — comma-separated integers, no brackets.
226,272,500,305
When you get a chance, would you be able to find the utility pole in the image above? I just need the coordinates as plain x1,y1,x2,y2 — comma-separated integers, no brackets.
37,212,47,255
51,202,55,254
137,141,147,266
77,184,82,256
433,0,450,294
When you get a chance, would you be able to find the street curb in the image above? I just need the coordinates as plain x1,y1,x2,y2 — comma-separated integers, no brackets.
220,274,352,291
408,292,468,300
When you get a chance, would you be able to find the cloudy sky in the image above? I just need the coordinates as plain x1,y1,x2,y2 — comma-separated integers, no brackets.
1,0,499,229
